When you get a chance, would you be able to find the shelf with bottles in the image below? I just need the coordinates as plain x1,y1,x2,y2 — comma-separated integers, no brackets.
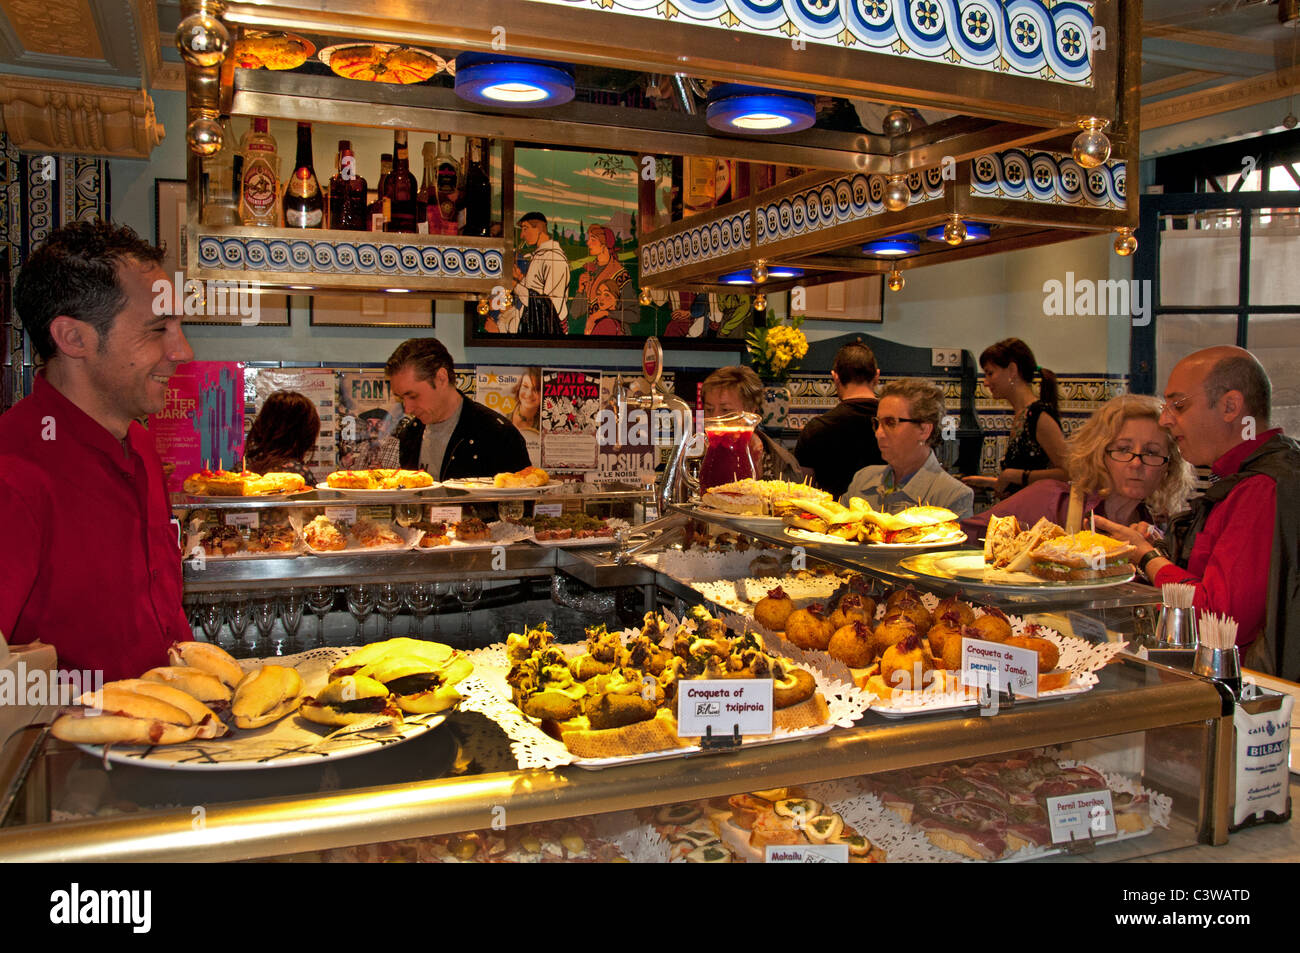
189,116,507,293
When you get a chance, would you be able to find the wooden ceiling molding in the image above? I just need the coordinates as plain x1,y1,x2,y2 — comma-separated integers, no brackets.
0,0,104,59
1142,64,1300,129
0,76,165,157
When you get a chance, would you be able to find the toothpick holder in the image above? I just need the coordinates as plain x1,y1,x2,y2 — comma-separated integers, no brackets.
1155,603,1198,649
1193,644,1242,700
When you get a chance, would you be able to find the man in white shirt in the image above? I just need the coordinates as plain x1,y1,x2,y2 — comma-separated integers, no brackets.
505,212,569,336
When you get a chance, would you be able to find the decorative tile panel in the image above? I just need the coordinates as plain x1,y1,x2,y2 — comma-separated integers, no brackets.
527,0,1094,86
971,149,1125,210
196,235,506,280
641,210,750,279
756,167,944,246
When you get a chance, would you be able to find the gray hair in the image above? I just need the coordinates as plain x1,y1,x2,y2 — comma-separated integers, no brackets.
1204,353,1271,425
878,378,946,447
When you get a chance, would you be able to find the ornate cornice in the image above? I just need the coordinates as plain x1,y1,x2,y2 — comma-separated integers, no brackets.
1142,65,1300,130
0,76,165,158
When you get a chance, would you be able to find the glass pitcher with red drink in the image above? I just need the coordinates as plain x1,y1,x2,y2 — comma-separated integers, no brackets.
699,411,760,490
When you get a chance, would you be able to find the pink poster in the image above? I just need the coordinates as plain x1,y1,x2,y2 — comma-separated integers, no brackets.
149,361,246,493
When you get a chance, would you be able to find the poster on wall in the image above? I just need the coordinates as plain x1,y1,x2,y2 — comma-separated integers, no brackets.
541,369,600,470
150,361,245,493
591,372,656,485
246,367,338,482
337,371,404,469
476,366,542,467
463,147,753,349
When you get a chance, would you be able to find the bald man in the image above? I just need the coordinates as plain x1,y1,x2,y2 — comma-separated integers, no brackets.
1096,346,1300,678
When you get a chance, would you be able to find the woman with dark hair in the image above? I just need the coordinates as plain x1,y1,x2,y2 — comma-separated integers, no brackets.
962,337,1068,497
245,390,321,481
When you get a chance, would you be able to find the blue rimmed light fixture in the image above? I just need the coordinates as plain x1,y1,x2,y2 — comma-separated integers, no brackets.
706,84,816,134
454,52,576,106
718,264,805,285
862,233,920,257
924,219,990,244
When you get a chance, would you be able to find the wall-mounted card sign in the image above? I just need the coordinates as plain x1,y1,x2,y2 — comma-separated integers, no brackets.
534,502,563,517
225,512,259,529
1067,611,1109,644
960,638,1039,698
324,506,357,524
1045,790,1116,844
676,678,772,738
427,505,463,523
764,845,849,863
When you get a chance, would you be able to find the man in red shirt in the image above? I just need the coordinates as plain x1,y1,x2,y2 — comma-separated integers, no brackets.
0,221,196,681
1099,346,1300,677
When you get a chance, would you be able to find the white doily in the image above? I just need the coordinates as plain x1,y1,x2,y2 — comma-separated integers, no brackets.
461,626,872,769
599,815,673,864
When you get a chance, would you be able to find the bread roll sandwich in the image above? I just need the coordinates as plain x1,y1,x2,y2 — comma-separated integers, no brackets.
112,678,228,738
300,676,403,727
330,638,474,714
231,665,305,729
859,505,964,545
142,666,234,707
168,641,244,689
52,685,203,746
1027,530,1136,582
779,498,861,539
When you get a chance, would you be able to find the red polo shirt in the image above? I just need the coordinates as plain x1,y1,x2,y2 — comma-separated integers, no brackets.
1152,429,1281,648
0,374,188,680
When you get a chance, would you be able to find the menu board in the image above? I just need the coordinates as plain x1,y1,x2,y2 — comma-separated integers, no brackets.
150,361,245,493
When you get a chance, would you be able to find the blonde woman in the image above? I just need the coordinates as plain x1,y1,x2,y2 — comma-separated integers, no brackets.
700,365,803,481
962,394,1195,539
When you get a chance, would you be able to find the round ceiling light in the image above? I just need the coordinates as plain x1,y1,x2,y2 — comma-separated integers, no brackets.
924,221,990,243
706,84,816,134
862,234,920,257
454,53,575,106
718,265,804,284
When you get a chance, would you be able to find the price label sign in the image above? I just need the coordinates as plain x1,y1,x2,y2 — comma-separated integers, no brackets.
1045,790,1116,843
1067,611,1109,643
676,678,772,738
427,505,463,523
960,638,1039,698
765,845,849,864
324,506,357,524
224,511,260,529
534,502,563,518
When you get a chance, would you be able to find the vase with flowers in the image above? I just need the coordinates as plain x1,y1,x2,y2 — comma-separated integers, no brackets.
745,312,808,428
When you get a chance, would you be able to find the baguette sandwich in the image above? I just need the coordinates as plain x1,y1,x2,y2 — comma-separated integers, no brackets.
1027,530,1136,582
859,505,964,545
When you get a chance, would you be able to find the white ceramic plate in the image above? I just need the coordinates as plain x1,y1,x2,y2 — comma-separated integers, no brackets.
440,478,551,496
783,527,967,550
692,505,786,527
898,549,1136,591
314,482,439,499
186,488,314,502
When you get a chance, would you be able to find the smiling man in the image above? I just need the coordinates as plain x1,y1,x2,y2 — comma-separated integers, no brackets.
1099,346,1300,678
0,221,196,680
385,337,529,479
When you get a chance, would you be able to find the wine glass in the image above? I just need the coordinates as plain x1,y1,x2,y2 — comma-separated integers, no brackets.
198,592,227,648
405,582,433,638
279,588,306,654
497,499,525,523
182,592,203,638
430,580,452,637
251,593,279,657
375,582,403,639
346,584,377,643
226,591,253,658
456,578,483,644
305,586,336,648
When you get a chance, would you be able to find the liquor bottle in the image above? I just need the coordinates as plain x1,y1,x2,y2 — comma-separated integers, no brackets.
683,156,715,215
369,153,392,232
383,130,418,233
283,122,323,228
434,134,460,235
239,117,280,227
328,140,368,230
459,137,491,236
418,141,437,230
201,118,242,225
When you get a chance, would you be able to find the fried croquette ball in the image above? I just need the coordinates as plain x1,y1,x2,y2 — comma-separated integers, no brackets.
828,620,875,668
926,611,966,659
1005,633,1060,672
885,585,924,613
870,613,918,658
933,595,976,627
970,607,1013,644
784,604,832,651
942,625,979,671
829,593,876,632
880,633,937,692
754,586,796,632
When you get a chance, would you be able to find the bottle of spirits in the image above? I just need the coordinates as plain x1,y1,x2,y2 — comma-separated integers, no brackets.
239,117,280,227
283,122,323,228
328,140,368,230
383,130,418,233
459,137,491,236
369,153,393,232
418,141,437,230
434,134,460,236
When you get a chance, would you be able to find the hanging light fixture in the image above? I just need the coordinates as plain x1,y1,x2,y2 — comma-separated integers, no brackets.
924,220,989,243
175,1,230,68
754,292,768,311
186,110,224,156
718,265,804,284
887,269,905,292
477,295,490,316
706,84,816,134
882,108,912,138
1072,117,1112,169
1113,226,1138,256
638,286,652,306
454,53,576,106
862,234,920,257
883,175,910,212
753,260,769,284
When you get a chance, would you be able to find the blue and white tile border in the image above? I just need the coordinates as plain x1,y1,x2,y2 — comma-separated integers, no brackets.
756,167,945,246
196,235,506,280
527,0,1095,87
641,210,751,279
972,149,1125,210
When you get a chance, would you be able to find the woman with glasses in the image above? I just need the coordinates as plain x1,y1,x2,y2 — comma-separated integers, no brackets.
962,338,1069,497
962,394,1195,540
841,379,974,518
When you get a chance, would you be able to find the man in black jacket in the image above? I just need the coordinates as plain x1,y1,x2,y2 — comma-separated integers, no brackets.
385,338,530,479
794,341,885,498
